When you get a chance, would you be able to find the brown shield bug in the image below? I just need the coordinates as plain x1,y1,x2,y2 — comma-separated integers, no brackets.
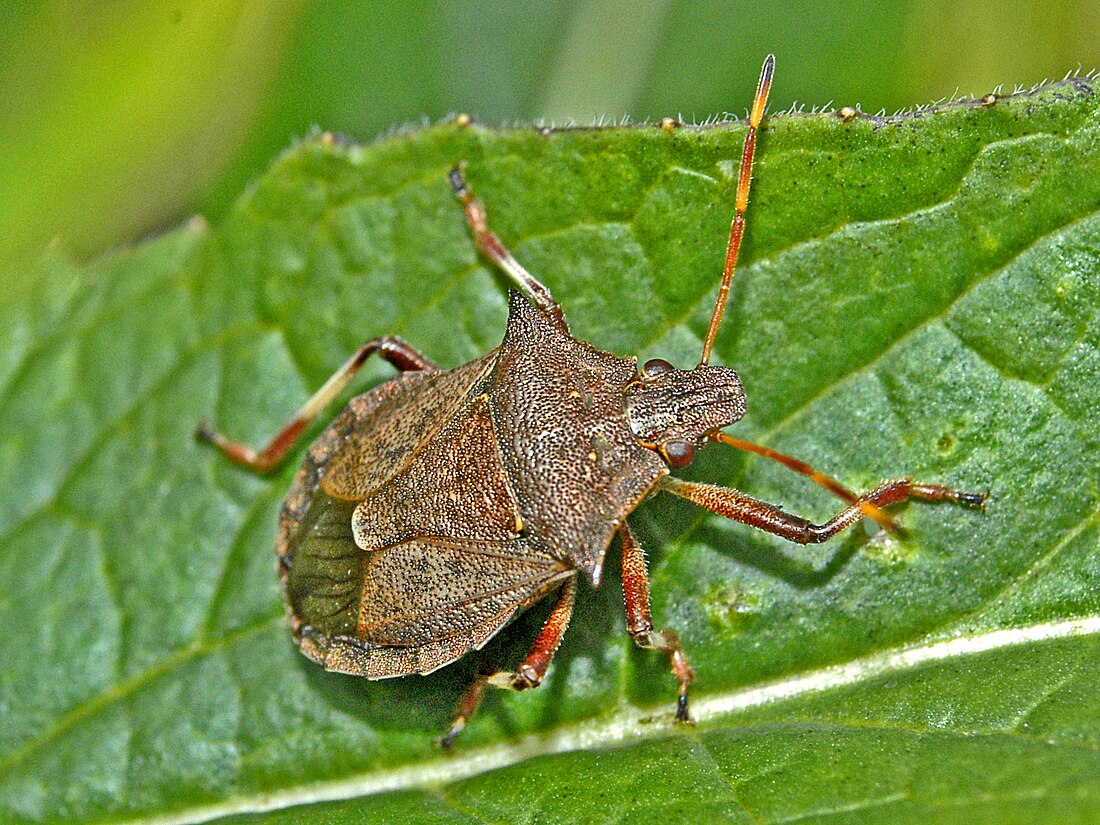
198,55,986,747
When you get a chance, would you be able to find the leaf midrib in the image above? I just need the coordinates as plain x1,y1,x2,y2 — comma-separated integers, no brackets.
96,615,1100,825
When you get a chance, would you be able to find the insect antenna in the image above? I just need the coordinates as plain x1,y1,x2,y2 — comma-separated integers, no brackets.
700,53,774,366
709,432,902,533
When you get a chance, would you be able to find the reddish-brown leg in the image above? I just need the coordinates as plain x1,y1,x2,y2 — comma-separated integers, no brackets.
710,432,899,532
449,165,567,331
661,476,987,544
197,336,436,473
439,576,577,748
619,521,694,722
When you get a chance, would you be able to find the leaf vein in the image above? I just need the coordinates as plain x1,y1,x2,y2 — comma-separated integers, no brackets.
0,321,267,548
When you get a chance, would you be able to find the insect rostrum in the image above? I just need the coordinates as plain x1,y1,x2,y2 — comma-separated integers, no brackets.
198,55,986,747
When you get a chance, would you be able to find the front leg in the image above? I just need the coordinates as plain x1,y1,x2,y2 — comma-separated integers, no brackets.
661,476,987,544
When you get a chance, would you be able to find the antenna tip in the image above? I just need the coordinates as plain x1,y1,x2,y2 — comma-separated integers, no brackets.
751,55,775,126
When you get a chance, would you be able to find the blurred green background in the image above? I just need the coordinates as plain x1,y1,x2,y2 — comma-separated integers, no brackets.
0,0,1096,271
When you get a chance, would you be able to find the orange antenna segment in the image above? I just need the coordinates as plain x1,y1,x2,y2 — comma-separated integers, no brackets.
700,54,774,366
710,432,902,533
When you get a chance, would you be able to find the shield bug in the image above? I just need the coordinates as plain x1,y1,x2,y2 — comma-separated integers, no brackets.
198,55,986,746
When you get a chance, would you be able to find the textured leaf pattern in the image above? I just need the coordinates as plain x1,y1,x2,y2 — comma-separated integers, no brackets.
1,80,1098,824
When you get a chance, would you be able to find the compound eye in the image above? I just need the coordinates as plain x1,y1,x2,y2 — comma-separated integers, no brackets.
662,439,695,468
643,358,674,378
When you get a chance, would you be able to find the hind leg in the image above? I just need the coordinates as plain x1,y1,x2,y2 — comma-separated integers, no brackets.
198,336,435,473
440,577,577,748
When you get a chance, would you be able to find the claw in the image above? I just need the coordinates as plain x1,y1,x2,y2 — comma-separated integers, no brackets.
437,718,465,750
675,693,692,724
958,489,990,509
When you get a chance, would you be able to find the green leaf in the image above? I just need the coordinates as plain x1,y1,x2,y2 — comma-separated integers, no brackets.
2,79,1099,824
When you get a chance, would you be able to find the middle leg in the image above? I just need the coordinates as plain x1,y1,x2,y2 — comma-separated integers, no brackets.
449,164,567,330
619,521,694,722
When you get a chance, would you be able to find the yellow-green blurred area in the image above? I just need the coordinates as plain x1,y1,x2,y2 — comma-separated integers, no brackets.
0,0,1096,275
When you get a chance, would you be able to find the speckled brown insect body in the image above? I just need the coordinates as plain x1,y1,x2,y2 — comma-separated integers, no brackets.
274,288,742,680
199,56,985,745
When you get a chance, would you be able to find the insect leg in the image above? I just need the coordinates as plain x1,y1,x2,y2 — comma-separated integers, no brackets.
197,336,436,473
661,476,987,544
619,521,694,722
438,672,490,749
710,432,899,532
439,576,577,748
449,164,567,330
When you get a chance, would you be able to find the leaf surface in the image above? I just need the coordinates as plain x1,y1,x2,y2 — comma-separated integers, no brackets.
1,80,1099,824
